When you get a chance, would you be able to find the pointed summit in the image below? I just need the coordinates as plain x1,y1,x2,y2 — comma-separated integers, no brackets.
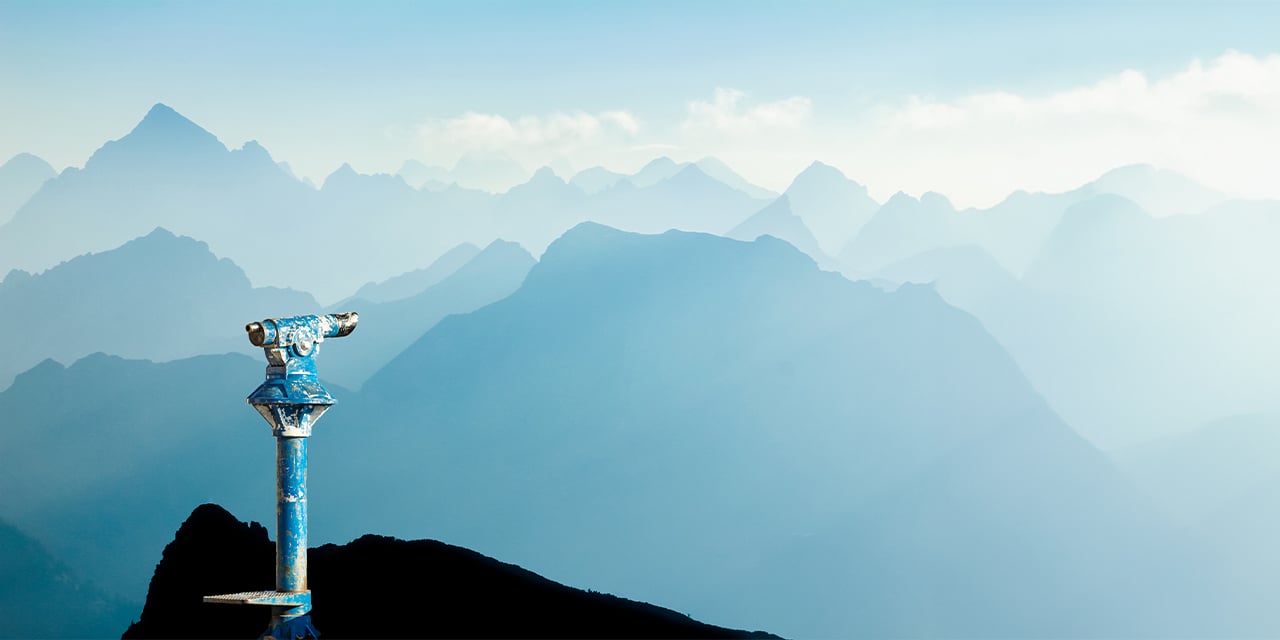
694,157,777,200
781,161,879,256
127,103,222,147
629,156,684,188
529,166,563,183
728,195,827,264
788,161,857,191
83,103,226,171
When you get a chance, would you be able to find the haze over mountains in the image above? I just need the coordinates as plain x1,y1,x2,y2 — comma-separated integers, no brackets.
0,152,55,226
2,103,1278,638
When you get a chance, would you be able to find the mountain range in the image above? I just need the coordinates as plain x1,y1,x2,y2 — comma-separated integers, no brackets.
0,222,1233,638
3,103,1278,639
0,104,774,302
0,227,315,390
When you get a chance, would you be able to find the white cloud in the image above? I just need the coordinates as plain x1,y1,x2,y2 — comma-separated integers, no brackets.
421,109,640,150
402,55,1280,204
852,51,1280,206
895,52,1280,129
682,88,813,135
413,108,644,179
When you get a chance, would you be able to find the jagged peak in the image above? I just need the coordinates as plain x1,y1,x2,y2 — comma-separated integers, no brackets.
128,103,219,142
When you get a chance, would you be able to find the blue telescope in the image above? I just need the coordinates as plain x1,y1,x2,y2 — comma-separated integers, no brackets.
205,312,358,640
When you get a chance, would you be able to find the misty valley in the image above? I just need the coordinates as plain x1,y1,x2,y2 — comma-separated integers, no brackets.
3,104,1280,639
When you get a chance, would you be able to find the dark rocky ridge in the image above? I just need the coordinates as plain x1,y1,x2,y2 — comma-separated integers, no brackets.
124,504,778,639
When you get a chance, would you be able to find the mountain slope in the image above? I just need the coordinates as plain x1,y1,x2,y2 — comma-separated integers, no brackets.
318,223,1203,637
0,152,56,225
782,161,880,255
726,195,827,264
840,191,960,274
341,242,482,305
0,353,272,603
0,227,317,390
0,516,137,639
321,239,535,389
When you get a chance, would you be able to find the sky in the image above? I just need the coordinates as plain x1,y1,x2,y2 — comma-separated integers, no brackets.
2,0,1279,207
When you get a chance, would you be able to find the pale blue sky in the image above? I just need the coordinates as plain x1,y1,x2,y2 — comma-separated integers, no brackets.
3,1,1278,204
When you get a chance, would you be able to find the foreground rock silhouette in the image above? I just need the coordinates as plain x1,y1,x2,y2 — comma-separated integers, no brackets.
123,504,778,639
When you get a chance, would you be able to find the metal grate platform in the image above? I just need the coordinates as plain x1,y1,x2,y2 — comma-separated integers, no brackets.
204,590,311,606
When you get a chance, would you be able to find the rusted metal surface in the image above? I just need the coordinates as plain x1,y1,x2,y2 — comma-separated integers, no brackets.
205,313,358,640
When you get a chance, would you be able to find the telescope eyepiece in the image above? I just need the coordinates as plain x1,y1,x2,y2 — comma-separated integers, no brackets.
246,322,271,347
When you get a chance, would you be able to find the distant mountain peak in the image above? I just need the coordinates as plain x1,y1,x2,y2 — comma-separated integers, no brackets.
885,191,919,206
787,161,866,195
82,103,225,170
141,226,178,241
920,191,955,210
321,163,359,189
238,139,269,155
800,160,844,177
1,153,55,175
530,166,563,182
1085,163,1226,216
129,103,218,142
672,162,710,179
1096,163,1158,181
641,156,678,171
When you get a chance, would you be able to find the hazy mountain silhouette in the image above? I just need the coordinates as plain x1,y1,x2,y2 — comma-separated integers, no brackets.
693,157,778,200
593,164,765,235
340,242,481,305
832,164,1226,279
0,352,272,606
726,195,828,265
311,222,1216,637
321,239,536,389
0,105,495,301
1114,413,1280,629
745,419,1221,638
451,150,529,193
0,152,56,225
396,158,453,189
1008,194,1280,446
570,166,628,194
0,227,316,390
1118,414,1280,524
780,161,879,256
1085,163,1227,217
872,243,1023,313
0,515,136,639
124,504,776,639
571,158,774,200
840,191,960,274
0,221,1261,637
0,104,326,292
489,167,589,253
627,156,684,188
